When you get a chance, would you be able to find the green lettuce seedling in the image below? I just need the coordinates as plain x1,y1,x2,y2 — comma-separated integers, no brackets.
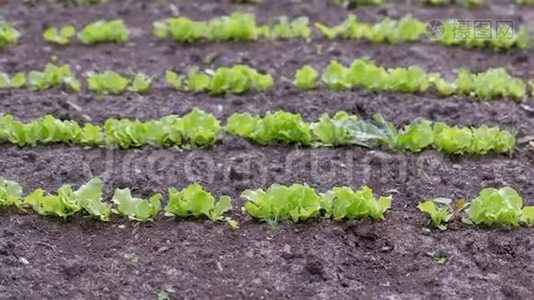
417,198,453,230
0,21,20,49
165,183,236,227
467,187,525,226
103,108,221,149
87,70,129,95
293,65,319,91
24,186,81,218
0,114,104,147
315,15,425,43
395,120,434,152
269,16,311,40
43,25,76,45
23,177,110,219
155,13,262,43
78,19,128,44
165,70,183,90
349,58,389,90
74,177,111,221
312,111,388,147
321,186,392,221
112,188,161,222
128,73,153,93
153,17,207,42
432,122,516,155
0,72,26,89
226,111,312,145
321,60,352,90
521,207,534,226
455,68,525,100
186,67,211,93
178,108,222,147
0,178,23,208
242,184,322,225
208,65,273,95
28,64,80,92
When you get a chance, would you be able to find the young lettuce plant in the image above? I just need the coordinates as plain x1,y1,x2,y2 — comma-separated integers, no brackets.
78,19,128,44
0,114,104,147
432,123,516,155
315,15,425,43
128,73,153,93
521,207,534,226
87,70,129,95
43,25,76,45
418,198,468,230
321,60,352,90
104,108,221,148
269,16,311,40
153,17,208,42
28,64,80,92
112,188,162,222
155,13,262,43
23,177,110,219
417,198,453,230
0,178,23,208
186,67,211,93
0,21,20,49
24,185,82,218
395,120,435,152
455,68,525,100
293,65,319,91
466,187,529,226
205,12,261,42
320,186,392,221
0,72,26,89
311,111,389,147
74,177,111,221
348,58,389,90
164,183,237,228
207,65,273,95
242,184,322,227
226,111,312,145
165,70,183,90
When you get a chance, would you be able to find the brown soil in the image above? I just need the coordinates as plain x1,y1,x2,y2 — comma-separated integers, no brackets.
0,1,533,299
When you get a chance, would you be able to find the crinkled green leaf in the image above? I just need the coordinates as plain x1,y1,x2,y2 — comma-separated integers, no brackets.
417,198,453,229
467,187,524,226
78,19,128,44
0,178,23,208
242,184,321,223
74,177,110,221
165,183,233,222
293,65,318,91
112,188,161,222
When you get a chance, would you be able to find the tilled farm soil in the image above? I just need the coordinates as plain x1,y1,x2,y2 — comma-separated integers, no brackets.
0,0,533,299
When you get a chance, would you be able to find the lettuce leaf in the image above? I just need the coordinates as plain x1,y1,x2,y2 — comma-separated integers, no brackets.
112,188,161,222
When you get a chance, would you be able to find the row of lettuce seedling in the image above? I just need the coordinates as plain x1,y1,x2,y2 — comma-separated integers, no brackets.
0,177,532,229
1,62,533,100
0,109,516,155
1,13,531,51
